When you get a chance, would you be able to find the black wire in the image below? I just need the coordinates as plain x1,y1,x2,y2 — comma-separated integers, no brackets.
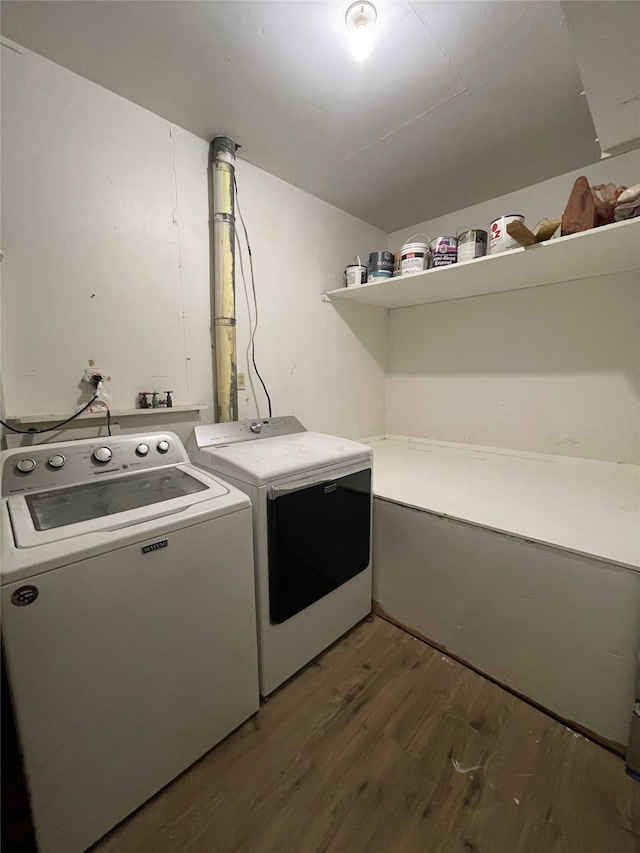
0,395,101,434
234,175,273,418
106,406,112,437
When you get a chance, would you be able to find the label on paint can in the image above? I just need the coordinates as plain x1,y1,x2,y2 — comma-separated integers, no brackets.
430,236,457,267
368,251,395,276
457,229,488,263
489,215,525,255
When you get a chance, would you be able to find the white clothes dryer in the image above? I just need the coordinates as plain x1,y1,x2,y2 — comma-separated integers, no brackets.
1,432,259,853
188,417,372,696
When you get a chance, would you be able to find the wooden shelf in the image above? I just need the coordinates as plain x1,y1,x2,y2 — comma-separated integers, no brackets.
6,404,208,425
322,218,640,310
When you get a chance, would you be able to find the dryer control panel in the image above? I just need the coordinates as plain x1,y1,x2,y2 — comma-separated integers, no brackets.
1,433,188,496
192,416,306,449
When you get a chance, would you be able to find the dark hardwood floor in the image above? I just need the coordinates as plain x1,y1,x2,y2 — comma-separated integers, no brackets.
91,616,640,853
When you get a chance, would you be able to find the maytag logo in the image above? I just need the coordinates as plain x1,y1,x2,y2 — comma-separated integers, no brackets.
142,539,168,555
324,483,337,494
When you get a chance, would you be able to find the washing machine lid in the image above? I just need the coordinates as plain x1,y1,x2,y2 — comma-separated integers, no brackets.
6,464,233,549
24,467,210,532
192,432,372,486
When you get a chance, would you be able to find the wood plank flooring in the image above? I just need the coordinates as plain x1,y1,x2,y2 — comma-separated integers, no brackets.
92,616,640,853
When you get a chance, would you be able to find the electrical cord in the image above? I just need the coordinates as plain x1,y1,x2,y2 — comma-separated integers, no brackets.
1,395,101,434
235,229,259,414
234,175,273,418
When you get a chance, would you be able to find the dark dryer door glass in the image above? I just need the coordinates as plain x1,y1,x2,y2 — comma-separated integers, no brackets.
267,468,371,624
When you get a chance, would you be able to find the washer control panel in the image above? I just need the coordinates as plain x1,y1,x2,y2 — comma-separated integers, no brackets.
193,416,306,449
1,433,188,496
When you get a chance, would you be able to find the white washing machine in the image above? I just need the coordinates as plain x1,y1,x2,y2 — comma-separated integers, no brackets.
1,432,259,853
188,417,372,696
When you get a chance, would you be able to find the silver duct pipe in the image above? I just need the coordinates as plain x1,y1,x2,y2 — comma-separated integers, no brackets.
211,136,238,423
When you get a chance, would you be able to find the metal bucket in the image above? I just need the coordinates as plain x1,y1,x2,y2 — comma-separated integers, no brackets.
457,229,488,263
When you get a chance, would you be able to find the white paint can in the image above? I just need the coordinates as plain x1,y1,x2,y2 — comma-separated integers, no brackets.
489,215,525,255
344,256,368,287
401,234,431,275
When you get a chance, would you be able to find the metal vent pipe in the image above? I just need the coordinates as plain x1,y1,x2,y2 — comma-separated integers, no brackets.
210,136,238,423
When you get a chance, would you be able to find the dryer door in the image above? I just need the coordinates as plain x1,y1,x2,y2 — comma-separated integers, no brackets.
267,467,371,624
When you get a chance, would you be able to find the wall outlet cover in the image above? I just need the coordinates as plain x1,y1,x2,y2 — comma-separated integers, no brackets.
84,368,107,383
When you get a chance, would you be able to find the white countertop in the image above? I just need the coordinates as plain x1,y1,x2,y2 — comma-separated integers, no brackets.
369,437,640,570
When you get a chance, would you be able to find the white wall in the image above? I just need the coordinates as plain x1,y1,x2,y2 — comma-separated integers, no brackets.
1,41,213,443
3,40,636,458
233,160,388,438
387,151,640,464
1,41,388,445
389,149,640,251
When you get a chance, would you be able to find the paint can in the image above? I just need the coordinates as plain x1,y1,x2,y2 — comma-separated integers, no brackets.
489,215,525,255
400,234,432,275
368,250,394,280
430,236,457,268
344,256,368,288
456,229,488,263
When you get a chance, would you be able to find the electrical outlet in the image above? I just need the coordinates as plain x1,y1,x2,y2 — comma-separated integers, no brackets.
84,367,106,385
238,372,246,390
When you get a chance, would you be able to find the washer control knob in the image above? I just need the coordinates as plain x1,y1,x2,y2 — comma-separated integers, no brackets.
136,443,150,456
249,422,263,434
93,446,112,463
48,454,66,469
16,458,36,473
157,440,170,453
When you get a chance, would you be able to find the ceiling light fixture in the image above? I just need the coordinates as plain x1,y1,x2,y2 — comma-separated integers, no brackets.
345,1,377,63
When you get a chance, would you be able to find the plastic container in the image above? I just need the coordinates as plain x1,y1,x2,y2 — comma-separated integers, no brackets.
401,234,431,275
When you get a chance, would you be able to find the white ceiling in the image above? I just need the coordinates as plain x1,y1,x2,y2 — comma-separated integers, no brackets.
562,1,640,158
1,1,604,232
